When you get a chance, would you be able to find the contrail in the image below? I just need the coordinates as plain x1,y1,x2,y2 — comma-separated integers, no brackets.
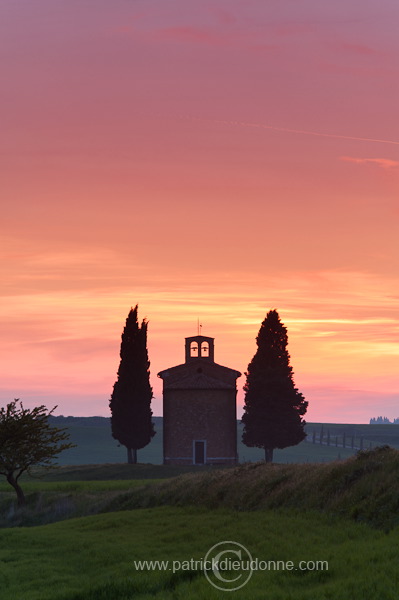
198,117,399,146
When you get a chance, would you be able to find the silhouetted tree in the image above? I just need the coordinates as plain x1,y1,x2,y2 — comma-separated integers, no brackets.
241,310,308,462
0,400,74,506
109,306,155,464
370,416,392,424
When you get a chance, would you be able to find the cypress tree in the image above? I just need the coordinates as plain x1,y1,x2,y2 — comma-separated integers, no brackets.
241,309,308,462
109,306,155,464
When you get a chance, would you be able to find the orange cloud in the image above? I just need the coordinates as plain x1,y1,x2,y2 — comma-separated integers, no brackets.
340,156,399,169
2,0,399,423
2,262,399,420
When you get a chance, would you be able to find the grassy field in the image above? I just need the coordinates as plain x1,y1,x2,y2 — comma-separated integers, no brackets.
48,416,399,465
1,449,399,598
0,506,398,599
91,446,399,531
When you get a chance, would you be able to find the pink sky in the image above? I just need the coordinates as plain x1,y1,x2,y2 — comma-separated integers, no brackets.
1,0,398,422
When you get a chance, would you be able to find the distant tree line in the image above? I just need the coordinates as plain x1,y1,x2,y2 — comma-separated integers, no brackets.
370,416,399,424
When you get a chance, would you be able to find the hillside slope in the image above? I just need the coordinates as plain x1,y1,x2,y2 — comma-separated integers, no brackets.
105,446,399,530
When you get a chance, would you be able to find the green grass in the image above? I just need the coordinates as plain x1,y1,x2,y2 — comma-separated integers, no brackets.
0,464,232,528
26,462,224,482
0,507,398,600
0,478,158,528
1,449,399,598
0,479,156,494
99,446,399,531
2,446,399,531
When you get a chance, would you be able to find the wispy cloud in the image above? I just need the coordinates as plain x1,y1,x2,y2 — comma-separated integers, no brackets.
152,25,272,51
1,265,399,418
186,117,399,146
156,26,219,45
273,23,316,36
340,156,399,169
339,42,377,56
211,8,237,26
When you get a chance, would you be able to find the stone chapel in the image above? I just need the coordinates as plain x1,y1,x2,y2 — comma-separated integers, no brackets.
158,335,241,465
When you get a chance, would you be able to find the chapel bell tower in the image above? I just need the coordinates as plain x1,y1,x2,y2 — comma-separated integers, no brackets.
185,335,215,362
